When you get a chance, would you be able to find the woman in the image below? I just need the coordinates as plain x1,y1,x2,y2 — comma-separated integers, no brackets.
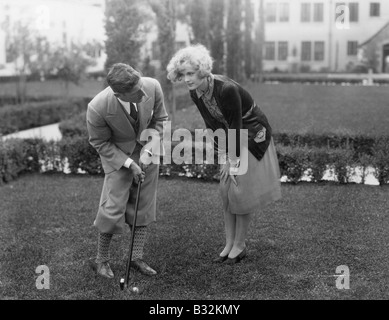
167,44,281,264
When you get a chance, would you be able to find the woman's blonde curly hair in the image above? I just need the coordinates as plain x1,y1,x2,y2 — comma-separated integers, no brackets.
166,44,214,82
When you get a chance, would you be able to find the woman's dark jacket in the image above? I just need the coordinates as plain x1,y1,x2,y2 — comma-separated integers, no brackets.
189,74,272,162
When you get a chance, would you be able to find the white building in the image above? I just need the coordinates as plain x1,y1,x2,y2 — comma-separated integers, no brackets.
0,0,106,76
2,0,388,76
0,0,192,77
259,0,389,72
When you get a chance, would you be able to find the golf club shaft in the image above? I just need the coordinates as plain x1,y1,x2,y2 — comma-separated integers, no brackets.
124,180,142,286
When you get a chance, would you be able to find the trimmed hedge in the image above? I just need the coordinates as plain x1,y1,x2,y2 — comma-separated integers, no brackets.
371,136,389,185
2,111,389,185
0,138,62,184
0,98,89,136
59,111,88,138
273,132,381,159
57,117,389,185
58,136,103,175
2,135,389,185
58,115,388,159
0,95,62,107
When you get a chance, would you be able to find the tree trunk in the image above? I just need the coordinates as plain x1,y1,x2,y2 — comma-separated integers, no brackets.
244,0,253,80
226,0,243,81
150,0,176,127
16,74,27,105
255,0,265,82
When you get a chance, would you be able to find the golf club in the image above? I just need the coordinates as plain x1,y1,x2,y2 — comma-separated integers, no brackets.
120,179,142,293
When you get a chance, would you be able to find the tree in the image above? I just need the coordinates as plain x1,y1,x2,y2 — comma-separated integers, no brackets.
187,0,209,46
27,39,95,96
209,0,225,74
244,0,254,79
149,0,176,125
5,17,97,101
29,36,51,80
5,21,36,104
226,0,243,81
253,0,265,82
104,0,151,71
48,44,95,96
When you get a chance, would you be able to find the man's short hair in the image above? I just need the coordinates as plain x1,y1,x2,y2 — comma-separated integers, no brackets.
106,63,141,93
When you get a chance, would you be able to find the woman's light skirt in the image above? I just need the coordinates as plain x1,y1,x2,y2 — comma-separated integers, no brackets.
220,138,282,215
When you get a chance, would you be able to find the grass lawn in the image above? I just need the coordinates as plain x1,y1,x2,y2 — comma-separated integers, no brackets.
0,79,104,99
2,79,389,136
0,173,388,300
175,82,389,136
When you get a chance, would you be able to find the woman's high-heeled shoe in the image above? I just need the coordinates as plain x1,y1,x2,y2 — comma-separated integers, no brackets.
213,254,229,263
226,248,247,265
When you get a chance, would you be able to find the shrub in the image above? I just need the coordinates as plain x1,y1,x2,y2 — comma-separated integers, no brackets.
59,136,102,175
59,111,88,138
371,136,389,186
357,153,374,185
0,138,68,183
22,138,50,173
0,95,61,107
328,148,356,184
181,163,219,181
2,125,388,186
277,145,310,184
273,132,377,158
307,148,330,182
0,98,88,135
0,139,27,183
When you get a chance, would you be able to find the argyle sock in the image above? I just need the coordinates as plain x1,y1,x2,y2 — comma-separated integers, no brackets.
96,232,113,263
131,226,147,260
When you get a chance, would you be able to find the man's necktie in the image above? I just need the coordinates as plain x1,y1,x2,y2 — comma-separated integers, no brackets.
130,103,138,121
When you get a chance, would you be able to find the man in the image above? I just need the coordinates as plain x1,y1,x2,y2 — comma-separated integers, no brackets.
86,63,168,278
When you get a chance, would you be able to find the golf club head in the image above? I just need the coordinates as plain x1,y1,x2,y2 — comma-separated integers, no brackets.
119,278,143,294
120,278,125,290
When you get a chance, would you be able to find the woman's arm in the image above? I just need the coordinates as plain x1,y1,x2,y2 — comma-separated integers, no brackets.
220,83,242,159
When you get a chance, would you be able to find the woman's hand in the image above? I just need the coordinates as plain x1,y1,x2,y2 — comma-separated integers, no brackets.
220,160,238,186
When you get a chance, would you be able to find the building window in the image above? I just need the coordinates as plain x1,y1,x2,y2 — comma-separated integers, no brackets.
313,3,324,22
301,3,311,22
278,42,288,61
266,3,277,22
370,3,380,17
349,3,359,22
314,42,325,61
264,42,276,60
347,41,358,56
279,3,289,22
301,41,312,61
